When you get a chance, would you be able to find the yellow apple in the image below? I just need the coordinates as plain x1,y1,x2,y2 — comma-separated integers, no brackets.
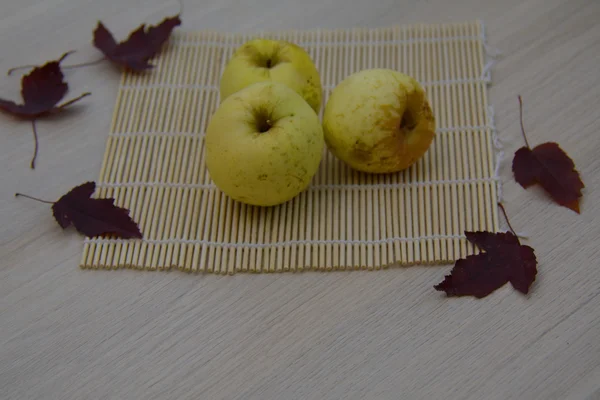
205,81,325,207
323,68,436,174
219,38,322,112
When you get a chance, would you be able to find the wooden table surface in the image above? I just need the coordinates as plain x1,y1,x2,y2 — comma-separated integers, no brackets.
1,0,599,398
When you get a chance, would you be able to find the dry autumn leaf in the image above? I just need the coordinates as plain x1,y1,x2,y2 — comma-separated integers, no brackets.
15,181,142,239
434,204,538,299
93,15,182,71
512,96,585,213
0,52,90,168
8,10,182,75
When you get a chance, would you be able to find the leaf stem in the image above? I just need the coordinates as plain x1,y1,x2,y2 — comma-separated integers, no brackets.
7,64,35,76
7,53,106,76
57,50,76,64
30,119,38,169
57,92,92,110
62,57,107,70
14,192,54,204
7,51,76,76
518,95,530,149
498,202,517,237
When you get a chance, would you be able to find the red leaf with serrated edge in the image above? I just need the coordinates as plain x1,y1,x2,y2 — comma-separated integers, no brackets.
0,51,90,118
0,51,91,168
51,182,142,238
15,182,142,239
512,96,584,213
513,143,584,213
93,15,181,71
434,231,537,298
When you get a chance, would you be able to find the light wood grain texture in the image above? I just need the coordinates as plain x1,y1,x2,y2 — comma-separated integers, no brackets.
1,0,599,399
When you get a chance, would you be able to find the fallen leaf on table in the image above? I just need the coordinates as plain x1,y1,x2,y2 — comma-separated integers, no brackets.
93,14,181,71
15,181,143,239
434,231,537,298
512,95,585,213
0,51,91,169
434,204,538,299
7,7,182,75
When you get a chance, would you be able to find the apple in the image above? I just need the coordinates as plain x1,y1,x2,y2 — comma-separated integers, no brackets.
205,81,325,207
322,68,436,174
219,38,323,112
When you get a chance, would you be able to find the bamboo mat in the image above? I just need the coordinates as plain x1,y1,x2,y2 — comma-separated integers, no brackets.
80,20,502,274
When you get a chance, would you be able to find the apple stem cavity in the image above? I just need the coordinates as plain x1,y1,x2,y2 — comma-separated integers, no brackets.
400,109,417,132
262,54,279,69
518,95,531,149
257,118,272,133
254,107,275,133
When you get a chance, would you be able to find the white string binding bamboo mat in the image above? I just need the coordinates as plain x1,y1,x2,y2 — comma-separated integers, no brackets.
80,20,501,274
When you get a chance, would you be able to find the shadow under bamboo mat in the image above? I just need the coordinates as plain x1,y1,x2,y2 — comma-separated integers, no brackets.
80,20,501,274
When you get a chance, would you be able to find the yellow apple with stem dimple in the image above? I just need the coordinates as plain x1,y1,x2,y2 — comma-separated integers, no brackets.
323,68,436,174
205,81,325,207
219,38,322,112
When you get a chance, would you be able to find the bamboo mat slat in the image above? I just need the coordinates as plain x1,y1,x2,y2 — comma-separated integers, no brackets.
80,20,501,274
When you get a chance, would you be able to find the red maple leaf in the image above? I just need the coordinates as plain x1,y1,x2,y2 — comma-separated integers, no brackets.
512,96,585,213
15,181,142,239
93,15,181,71
6,12,181,75
0,51,90,168
434,204,538,299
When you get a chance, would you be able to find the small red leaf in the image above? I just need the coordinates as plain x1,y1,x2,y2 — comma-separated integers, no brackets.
15,182,142,239
0,51,90,118
434,231,537,298
51,182,143,238
0,52,91,168
512,96,584,213
513,143,584,213
93,15,181,71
